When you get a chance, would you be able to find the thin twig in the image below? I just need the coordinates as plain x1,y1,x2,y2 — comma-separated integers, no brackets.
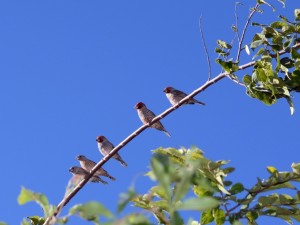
236,3,260,62
234,2,241,44
42,42,300,225
199,16,212,81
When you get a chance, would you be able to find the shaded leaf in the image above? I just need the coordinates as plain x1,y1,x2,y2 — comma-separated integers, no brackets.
151,155,171,200
229,183,244,194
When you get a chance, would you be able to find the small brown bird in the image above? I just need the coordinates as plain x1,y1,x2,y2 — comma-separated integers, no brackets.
76,155,116,180
96,135,128,167
69,166,108,184
134,102,171,137
163,87,205,106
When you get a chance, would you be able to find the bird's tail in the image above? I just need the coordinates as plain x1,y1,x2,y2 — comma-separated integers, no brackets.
91,176,108,184
195,100,205,106
99,178,108,184
163,129,171,138
116,156,128,167
108,174,116,180
120,159,128,167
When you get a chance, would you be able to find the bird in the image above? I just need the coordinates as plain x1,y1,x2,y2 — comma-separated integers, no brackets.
134,102,171,137
163,86,205,106
96,135,128,167
76,155,116,180
69,166,108,184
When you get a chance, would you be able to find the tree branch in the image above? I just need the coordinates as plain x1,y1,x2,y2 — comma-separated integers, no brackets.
199,16,212,81
234,2,241,45
43,42,300,225
235,3,260,62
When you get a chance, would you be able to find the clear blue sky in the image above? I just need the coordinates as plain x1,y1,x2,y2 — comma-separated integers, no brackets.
0,1,299,224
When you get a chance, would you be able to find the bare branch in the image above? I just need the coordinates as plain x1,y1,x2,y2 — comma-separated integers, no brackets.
199,16,212,81
42,42,300,225
236,3,260,62
234,2,241,44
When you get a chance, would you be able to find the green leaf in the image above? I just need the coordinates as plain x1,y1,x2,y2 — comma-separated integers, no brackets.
291,48,300,60
176,197,219,211
170,211,184,225
215,48,230,57
151,155,171,199
267,166,278,174
229,183,244,194
213,208,226,225
258,195,278,206
292,163,300,175
295,9,300,21
152,200,169,211
18,187,50,217
243,75,252,85
69,201,113,221
217,40,232,49
0,223,8,225
116,213,152,225
27,216,45,225
118,187,137,213
201,210,214,224
174,163,197,202
232,220,244,225
231,25,237,32
216,59,239,73
246,211,258,224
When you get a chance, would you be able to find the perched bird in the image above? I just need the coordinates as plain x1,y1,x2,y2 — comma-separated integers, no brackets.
69,166,108,184
163,87,205,106
134,102,171,137
96,135,128,167
76,155,116,180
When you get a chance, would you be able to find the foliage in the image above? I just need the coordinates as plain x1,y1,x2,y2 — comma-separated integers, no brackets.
216,2,300,115
15,147,300,225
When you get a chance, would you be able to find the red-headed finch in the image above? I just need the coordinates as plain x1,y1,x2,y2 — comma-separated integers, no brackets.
96,135,128,167
163,87,205,106
76,155,116,180
134,102,171,137
69,166,108,184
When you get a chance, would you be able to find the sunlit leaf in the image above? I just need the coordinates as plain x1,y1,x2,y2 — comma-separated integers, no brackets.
176,197,219,211
217,40,232,49
69,201,113,221
18,187,50,217
213,208,225,225
118,187,137,213
201,210,214,224
27,216,45,225
295,9,300,21
291,163,300,175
